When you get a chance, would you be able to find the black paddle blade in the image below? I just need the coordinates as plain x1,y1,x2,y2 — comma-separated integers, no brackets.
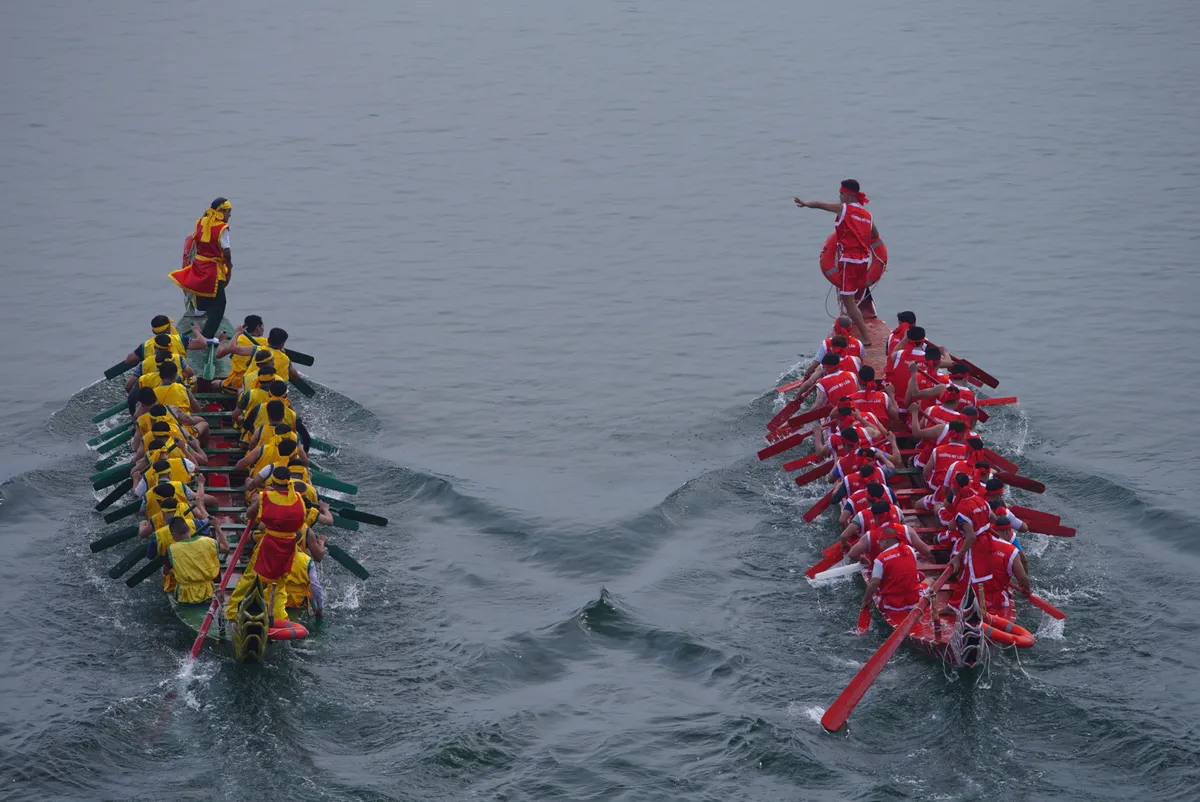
94,478,134,512
126,554,167,587
326,543,369,580
290,376,317,397
103,500,140,524
337,508,388,527
284,348,315,367
104,360,133,380
89,524,139,553
108,542,147,578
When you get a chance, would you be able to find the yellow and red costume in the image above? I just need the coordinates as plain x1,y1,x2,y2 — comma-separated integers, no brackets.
168,202,230,298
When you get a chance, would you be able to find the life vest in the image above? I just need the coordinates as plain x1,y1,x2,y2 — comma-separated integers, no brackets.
854,502,903,538
141,328,186,361
875,542,921,610
168,535,220,603
910,368,947,411
819,231,887,287
848,388,889,424
834,202,874,261
817,370,859,406
144,480,190,519
916,405,968,463
247,401,296,434
139,350,182,380
822,336,864,362
844,464,888,499
283,551,313,608
254,436,298,475
137,408,183,439
927,443,970,488
829,424,870,458
953,493,992,535
260,347,290,379
845,486,897,516
981,539,1020,610
145,458,193,486
254,483,308,581
886,345,927,392
229,333,268,381
887,323,911,356
154,382,191,412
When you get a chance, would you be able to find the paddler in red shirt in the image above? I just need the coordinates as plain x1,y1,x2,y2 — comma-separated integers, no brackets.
887,311,917,356
797,316,864,383
795,352,861,409
794,180,882,346
856,529,928,620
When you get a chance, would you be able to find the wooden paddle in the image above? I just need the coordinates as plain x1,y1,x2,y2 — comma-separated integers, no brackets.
813,562,862,582
820,565,954,732
853,607,873,636
948,355,999,389
92,401,128,424
757,428,813,461
88,421,132,447
190,521,255,658
89,524,140,553
1013,583,1065,619
980,448,1019,474
326,543,369,580
108,541,149,578
126,555,167,587
332,508,388,527
290,376,317,398
802,488,835,522
976,396,1017,407
94,478,134,512
995,471,1046,494
1009,505,1060,527
767,396,805,432
283,348,315,367
794,460,834,487
775,378,808,394
782,452,823,472
104,360,134,380
103,500,140,524
805,543,846,578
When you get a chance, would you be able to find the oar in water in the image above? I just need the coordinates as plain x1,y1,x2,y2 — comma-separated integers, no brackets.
805,543,847,578
820,565,955,732
782,452,823,472
326,543,369,580
330,515,360,532
87,421,132,448
995,471,1046,494
103,500,140,524
802,488,836,522
104,359,135,380
1013,583,1066,619
1008,505,1060,528
976,396,1017,407
190,521,255,659
307,437,339,454
853,607,873,636
89,524,139,553
794,460,834,487
332,508,388,527
108,541,148,579
810,562,862,583
94,478,133,512
775,377,810,395
283,348,315,367
758,428,814,461
311,471,357,495
92,401,128,424
290,376,317,398
767,389,812,431
91,461,133,489
125,555,166,588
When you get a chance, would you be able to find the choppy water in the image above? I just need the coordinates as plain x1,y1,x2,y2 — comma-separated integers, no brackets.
3,1,1200,800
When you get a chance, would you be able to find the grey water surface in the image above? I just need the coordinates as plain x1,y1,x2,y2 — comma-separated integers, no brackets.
2,1,1199,800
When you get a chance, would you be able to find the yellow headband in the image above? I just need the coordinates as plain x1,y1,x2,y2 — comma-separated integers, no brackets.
152,317,175,334
216,200,231,210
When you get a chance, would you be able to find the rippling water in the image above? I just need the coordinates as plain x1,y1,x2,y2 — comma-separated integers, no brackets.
3,1,1199,800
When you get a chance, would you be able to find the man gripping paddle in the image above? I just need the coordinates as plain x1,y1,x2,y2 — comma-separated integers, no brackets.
794,179,882,346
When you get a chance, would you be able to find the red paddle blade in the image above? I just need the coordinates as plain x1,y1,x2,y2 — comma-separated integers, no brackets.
790,404,832,429
821,566,954,732
803,489,835,522
854,607,872,635
953,356,999,389
776,378,806,394
823,541,844,558
782,452,822,472
767,397,804,431
980,448,1020,474
1016,585,1066,619
1029,522,1075,538
1009,505,1060,527
893,487,930,498
757,429,813,460
805,549,844,579
995,471,1045,494
975,396,1018,407
794,460,834,487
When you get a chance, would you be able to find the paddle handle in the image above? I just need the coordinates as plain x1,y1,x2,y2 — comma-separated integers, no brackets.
190,521,255,659
1013,583,1065,620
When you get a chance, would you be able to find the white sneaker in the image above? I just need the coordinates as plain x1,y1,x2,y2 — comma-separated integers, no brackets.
192,310,207,317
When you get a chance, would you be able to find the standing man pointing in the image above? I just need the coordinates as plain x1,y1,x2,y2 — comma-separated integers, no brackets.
794,180,881,346
169,197,233,338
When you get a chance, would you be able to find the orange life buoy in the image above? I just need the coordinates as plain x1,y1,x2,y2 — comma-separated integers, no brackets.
268,619,309,641
819,233,888,288
983,613,1035,648
181,232,196,269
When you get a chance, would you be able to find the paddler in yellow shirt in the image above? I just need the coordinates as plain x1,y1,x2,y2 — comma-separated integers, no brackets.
166,517,223,603
218,325,302,383
215,315,267,392
152,361,201,414
281,532,327,619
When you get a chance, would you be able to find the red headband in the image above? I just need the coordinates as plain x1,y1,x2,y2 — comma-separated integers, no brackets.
840,187,869,204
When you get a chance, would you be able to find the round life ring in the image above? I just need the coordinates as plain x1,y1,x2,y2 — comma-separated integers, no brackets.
181,232,196,269
983,613,1035,648
268,619,309,641
819,233,888,288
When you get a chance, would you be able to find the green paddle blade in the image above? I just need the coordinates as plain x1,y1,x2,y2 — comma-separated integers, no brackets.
108,541,147,578
92,401,127,423
330,515,360,532
89,421,133,448
104,360,134,380
312,471,356,495
96,432,133,456
326,543,368,580
317,494,354,510
94,477,133,512
283,348,315,367
103,499,140,524
201,343,216,381
336,508,388,527
290,376,316,398
91,462,133,490
94,452,122,472
126,554,166,587
89,524,139,553
308,437,339,454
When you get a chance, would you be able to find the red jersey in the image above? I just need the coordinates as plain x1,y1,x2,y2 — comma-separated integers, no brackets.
911,369,947,411
817,335,864,363
887,345,926,392
953,492,992,534
873,542,921,610
940,381,977,408
887,324,911,356
829,423,870,457
834,203,874,261
927,441,969,487
843,463,888,498
816,369,859,406
982,538,1020,610
853,502,903,537
915,405,967,463
844,486,898,515
849,388,889,424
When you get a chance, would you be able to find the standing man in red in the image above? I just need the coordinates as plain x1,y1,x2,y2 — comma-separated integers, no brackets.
794,180,882,346
169,198,233,339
